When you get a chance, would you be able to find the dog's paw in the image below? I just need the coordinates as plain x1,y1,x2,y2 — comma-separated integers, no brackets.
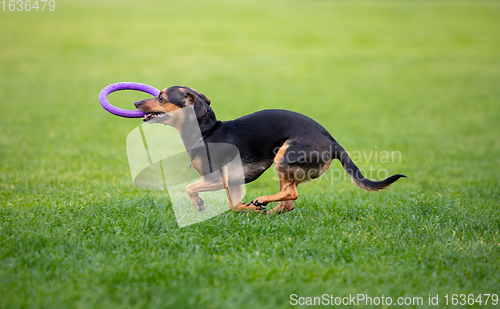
241,201,267,214
192,197,206,212
250,199,268,207
195,204,205,212
248,199,268,214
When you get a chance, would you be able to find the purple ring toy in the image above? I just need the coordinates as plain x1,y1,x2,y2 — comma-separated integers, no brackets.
99,82,160,118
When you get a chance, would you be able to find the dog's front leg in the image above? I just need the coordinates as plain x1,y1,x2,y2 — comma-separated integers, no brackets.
224,185,265,213
185,177,224,212
186,174,265,214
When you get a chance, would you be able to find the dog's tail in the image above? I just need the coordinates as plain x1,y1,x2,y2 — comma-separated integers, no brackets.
334,143,407,191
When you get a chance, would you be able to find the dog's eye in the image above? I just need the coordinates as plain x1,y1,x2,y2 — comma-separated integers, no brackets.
158,95,163,102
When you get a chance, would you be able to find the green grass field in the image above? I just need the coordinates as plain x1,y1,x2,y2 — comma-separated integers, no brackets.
1,0,499,308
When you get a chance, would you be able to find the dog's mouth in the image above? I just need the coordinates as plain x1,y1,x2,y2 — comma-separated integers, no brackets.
143,112,169,122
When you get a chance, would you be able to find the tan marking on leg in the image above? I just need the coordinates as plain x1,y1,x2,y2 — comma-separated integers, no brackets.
223,163,262,213
226,185,244,210
189,156,205,177
186,177,224,212
269,179,297,214
245,142,299,211
250,163,298,205
254,175,298,204
231,202,266,213
274,141,290,165
221,165,235,208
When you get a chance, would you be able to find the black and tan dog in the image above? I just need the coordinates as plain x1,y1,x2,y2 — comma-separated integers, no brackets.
134,86,406,214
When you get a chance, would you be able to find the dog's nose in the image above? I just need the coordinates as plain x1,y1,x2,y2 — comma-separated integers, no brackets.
134,100,143,108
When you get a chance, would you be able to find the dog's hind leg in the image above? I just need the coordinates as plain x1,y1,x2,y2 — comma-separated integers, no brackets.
246,142,299,212
249,164,299,209
248,140,332,214
271,200,296,214
268,180,296,214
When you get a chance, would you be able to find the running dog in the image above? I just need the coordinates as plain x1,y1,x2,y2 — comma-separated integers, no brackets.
134,86,406,214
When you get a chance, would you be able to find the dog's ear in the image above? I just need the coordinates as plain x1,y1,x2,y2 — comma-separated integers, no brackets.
192,89,211,106
181,92,207,118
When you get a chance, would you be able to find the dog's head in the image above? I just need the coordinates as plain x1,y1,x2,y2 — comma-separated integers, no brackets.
134,86,212,125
